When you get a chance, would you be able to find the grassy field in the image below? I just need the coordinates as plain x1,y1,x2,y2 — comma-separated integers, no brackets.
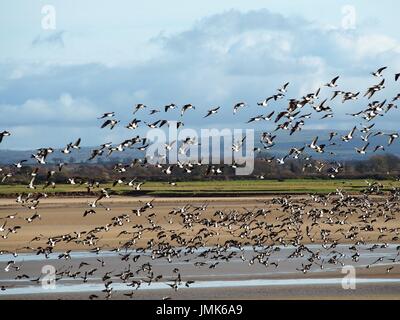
0,179,399,197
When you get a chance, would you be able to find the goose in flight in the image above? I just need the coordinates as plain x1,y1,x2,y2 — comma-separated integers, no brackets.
273,93,285,101
133,104,147,114
342,92,360,103
360,124,375,133
100,142,112,150
14,160,27,169
164,103,177,112
98,112,115,119
164,140,176,151
391,93,400,102
263,111,275,121
0,131,11,144
320,113,333,120
313,99,331,113
373,145,385,152
0,221,7,232
31,148,53,164
261,132,276,145
276,155,288,165
149,109,160,115
247,115,266,123
233,102,246,114
71,138,81,150
181,104,195,116
83,209,96,217
361,132,373,142
328,132,338,141
355,142,370,155
132,182,144,191
126,118,141,130
386,133,399,146
101,119,120,129
232,137,246,152
341,126,357,142
257,96,274,107
88,149,103,161
288,146,305,159
371,66,387,77
325,76,339,88
290,120,305,135
331,90,345,101
278,82,289,94
61,143,72,154
163,166,173,175
364,79,385,99
204,106,220,118
25,213,41,223
308,136,326,153
145,120,162,129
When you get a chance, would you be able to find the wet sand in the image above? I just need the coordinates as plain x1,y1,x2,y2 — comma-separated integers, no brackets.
1,245,400,300
1,196,399,252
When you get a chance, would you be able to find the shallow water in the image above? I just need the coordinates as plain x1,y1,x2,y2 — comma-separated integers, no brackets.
1,243,399,298
2,277,400,296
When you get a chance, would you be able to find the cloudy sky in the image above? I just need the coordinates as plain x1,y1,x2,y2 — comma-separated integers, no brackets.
1,0,400,149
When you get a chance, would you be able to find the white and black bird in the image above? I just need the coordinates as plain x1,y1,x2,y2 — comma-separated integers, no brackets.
133,104,147,114
71,138,81,150
355,143,370,155
181,104,195,116
164,140,176,151
247,115,266,123
126,119,141,130
342,92,360,103
233,102,246,114
164,103,177,112
101,119,120,130
386,133,399,146
0,131,11,144
341,126,357,142
98,112,115,119
204,106,220,118
371,66,387,78
325,76,340,88
14,160,27,169
278,82,289,94
163,166,173,175
257,96,274,107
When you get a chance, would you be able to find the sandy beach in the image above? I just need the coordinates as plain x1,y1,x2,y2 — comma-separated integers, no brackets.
1,195,399,252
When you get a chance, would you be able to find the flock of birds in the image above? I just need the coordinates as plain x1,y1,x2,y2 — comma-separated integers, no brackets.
0,67,400,299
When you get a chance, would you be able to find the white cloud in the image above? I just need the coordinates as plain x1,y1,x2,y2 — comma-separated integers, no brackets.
335,33,400,60
0,93,98,126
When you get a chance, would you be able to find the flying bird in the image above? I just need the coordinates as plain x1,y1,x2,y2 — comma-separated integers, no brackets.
204,106,220,118
181,104,195,116
325,76,339,88
233,102,246,114
101,119,120,129
0,131,11,144
371,66,387,77
98,112,115,119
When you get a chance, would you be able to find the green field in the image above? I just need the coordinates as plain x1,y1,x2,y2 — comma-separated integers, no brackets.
0,179,399,197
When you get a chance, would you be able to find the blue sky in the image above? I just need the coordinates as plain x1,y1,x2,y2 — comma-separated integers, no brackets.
1,1,400,149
